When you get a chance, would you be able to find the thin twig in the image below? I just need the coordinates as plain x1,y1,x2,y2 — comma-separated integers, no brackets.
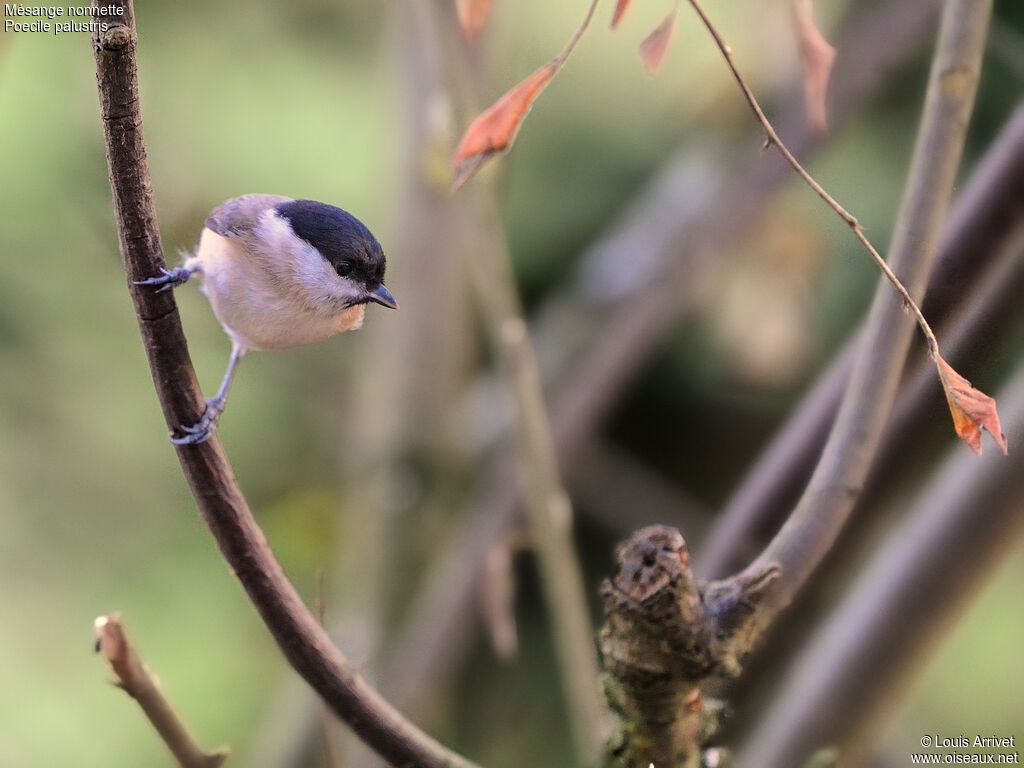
90,4,480,767
560,0,601,66
453,0,945,546
450,0,601,189
94,616,229,768
685,0,940,358
696,104,1024,579
538,0,941,467
703,0,992,641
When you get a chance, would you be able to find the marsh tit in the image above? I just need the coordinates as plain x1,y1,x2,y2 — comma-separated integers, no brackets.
138,194,397,444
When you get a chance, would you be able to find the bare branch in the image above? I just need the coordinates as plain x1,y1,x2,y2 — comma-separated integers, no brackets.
600,528,711,768
685,0,942,363
709,0,992,646
90,4,479,767
598,527,779,768
738,366,1024,768
94,616,229,768
697,104,1024,579
377,0,943,718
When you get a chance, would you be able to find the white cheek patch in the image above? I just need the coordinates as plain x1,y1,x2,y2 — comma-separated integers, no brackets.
259,211,363,307
294,239,338,290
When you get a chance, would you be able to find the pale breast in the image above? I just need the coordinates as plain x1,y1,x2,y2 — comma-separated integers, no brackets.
187,229,365,351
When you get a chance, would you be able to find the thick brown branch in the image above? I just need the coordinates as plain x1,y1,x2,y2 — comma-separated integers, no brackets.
91,4,478,767
598,527,777,768
94,616,229,768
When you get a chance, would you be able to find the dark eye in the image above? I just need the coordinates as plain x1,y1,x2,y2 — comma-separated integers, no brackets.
335,260,353,277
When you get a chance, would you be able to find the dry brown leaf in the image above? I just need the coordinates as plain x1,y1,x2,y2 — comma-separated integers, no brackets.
479,540,519,659
936,354,1007,455
455,0,493,42
451,62,560,189
610,0,632,29
638,7,680,77
791,0,835,134
451,0,599,190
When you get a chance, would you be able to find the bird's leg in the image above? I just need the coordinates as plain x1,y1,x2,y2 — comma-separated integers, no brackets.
135,264,196,292
171,342,246,445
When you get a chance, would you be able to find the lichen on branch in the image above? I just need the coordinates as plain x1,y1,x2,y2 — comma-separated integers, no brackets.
599,526,778,768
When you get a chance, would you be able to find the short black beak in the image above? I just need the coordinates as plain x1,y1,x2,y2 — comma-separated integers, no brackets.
367,284,398,309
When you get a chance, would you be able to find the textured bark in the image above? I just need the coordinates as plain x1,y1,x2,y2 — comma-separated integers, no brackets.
92,4,479,767
599,527,777,768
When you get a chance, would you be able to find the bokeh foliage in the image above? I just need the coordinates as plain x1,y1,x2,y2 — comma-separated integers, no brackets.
0,1,1021,766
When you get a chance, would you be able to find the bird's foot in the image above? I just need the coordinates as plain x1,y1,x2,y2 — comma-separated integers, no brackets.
170,398,225,445
135,266,193,293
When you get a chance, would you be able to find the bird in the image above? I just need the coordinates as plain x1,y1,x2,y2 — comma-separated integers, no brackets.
137,194,397,444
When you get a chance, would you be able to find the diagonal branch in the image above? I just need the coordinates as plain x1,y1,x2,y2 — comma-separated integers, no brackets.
702,0,993,644
685,0,937,361
376,0,944,718
90,4,479,767
94,615,230,768
738,366,1024,768
697,104,1024,579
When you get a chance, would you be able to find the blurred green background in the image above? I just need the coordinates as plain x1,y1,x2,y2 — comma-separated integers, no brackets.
1,1,1021,766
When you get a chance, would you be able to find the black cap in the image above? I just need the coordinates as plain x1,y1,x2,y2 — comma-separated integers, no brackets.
275,199,386,289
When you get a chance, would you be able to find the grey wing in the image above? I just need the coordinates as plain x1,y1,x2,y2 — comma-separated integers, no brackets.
204,194,292,238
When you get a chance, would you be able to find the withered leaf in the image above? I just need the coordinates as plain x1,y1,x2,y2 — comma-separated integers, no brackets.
480,540,519,659
451,0,599,190
936,354,1007,455
638,7,680,77
455,0,493,42
451,61,559,190
610,0,632,29
791,0,835,134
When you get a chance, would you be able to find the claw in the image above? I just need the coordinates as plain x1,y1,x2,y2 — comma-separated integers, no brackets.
170,431,210,446
170,398,225,445
167,345,243,446
135,266,193,292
